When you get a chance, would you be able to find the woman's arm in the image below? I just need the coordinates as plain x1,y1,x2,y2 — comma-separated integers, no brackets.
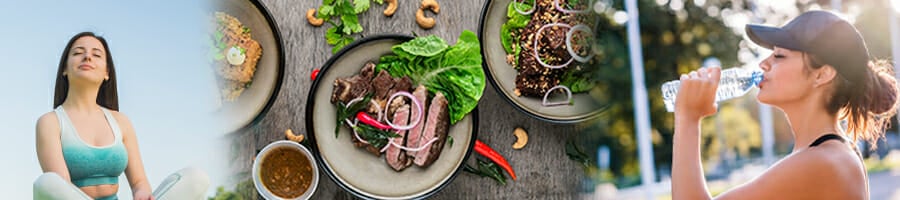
114,112,154,200
36,112,72,180
671,67,720,200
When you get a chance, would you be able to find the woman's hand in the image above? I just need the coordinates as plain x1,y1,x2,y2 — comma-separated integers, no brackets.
133,189,154,200
675,67,721,120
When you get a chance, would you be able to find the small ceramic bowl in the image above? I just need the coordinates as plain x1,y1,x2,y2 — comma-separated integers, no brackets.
252,140,319,200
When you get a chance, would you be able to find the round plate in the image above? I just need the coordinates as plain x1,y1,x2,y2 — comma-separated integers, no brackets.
215,0,285,134
478,0,602,123
305,35,477,199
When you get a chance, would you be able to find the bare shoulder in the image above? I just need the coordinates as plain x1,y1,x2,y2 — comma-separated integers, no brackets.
108,110,134,127
108,110,137,136
36,111,60,136
797,141,866,182
719,141,864,199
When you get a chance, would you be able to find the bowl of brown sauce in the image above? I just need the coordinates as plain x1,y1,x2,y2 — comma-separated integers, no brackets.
253,140,319,199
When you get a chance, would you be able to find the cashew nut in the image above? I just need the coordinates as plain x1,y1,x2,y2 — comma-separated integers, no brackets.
416,8,436,29
383,0,398,17
512,127,528,149
421,0,440,13
285,129,305,143
416,0,439,29
307,8,324,27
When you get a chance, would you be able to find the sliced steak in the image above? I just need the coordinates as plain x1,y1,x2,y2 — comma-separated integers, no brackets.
385,76,414,116
414,92,450,167
405,85,428,158
388,76,413,95
330,62,376,104
372,70,395,100
385,105,412,171
360,62,376,80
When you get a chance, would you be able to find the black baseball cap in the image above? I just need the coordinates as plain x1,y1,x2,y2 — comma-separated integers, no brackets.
745,10,870,83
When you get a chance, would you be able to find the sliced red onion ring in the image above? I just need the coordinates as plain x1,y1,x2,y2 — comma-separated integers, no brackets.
349,122,371,145
566,24,594,63
380,138,392,152
542,85,574,106
555,0,589,14
514,0,536,15
534,23,575,69
380,138,440,153
344,97,384,122
383,91,423,131
345,118,358,127
345,97,364,109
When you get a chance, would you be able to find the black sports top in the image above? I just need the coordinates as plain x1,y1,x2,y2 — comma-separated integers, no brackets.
809,134,846,147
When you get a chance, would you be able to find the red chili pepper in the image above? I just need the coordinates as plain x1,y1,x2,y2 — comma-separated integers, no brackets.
356,111,391,130
311,69,320,80
474,139,517,180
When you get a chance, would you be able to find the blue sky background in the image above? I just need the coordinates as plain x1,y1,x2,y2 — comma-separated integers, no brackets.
0,1,231,199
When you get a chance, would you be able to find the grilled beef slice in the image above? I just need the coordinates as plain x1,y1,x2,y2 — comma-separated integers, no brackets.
385,105,412,171
372,70,395,100
405,85,429,158
414,92,450,167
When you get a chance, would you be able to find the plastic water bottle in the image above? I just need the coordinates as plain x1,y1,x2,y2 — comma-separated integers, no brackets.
661,68,764,112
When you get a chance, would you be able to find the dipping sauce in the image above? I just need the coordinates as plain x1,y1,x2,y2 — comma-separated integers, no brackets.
260,146,313,198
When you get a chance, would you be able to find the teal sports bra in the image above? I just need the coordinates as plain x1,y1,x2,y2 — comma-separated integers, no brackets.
56,106,128,187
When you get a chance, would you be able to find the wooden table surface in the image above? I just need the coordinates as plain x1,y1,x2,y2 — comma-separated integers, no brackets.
229,0,587,199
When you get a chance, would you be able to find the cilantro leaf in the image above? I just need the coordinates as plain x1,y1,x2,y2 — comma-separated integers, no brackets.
353,0,370,14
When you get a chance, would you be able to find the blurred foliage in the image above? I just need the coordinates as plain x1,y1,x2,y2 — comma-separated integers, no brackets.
207,178,256,200
578,0,895,189
699,99,761,162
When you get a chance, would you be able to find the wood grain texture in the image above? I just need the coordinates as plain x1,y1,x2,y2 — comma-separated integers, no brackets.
227,0,587,199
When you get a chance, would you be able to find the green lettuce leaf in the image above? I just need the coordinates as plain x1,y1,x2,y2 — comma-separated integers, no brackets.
381,30,485,124
500,1,532,55
392,35,449,58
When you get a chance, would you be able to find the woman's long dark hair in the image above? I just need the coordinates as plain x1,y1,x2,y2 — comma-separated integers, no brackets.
53,32,119,111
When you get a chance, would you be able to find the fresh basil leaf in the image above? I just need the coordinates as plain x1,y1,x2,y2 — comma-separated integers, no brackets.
353,124,399,149
335,94,372,137
464,158,507,185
